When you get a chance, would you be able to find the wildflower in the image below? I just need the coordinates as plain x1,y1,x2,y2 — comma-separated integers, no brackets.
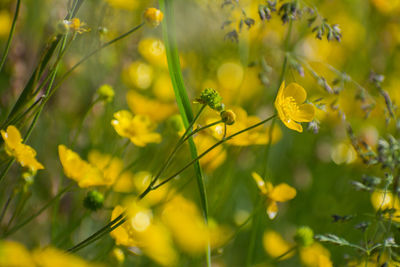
110,203,177,266
0,10,11,38
275,81,315,133
161,195,230,255
299,243,332,267
195,133,227,172
144,8,164,27
1,125,44,172
263,230,295,260
83,190,104,211
123,61,153,90
196,88,224,111
138,37,167,68
111,110,162,146
63,18,90,34
97,84,115,103
58,145,117,188
126,90,177,122
252,172,296,219
0,241,34,267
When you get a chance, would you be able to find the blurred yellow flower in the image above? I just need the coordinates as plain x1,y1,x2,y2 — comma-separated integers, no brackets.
0,240,35,267
207,107,282,146
263,230,295,260
331,141,357,165
110,203,177,266
111,110,161,146
123,61,153,90
252,172,296,219
138,37,168,68
58,145,113,188
275,82,315,133
370,190,400,222
105,0,139,11
195,133,227,172
0,240,101,267
126,90,176,122
300,243,332,267
64,18,90,34
143,8,164,27
0,10,11,38
152,73,175,101
33,247,102,267
1,125,44,172
162,195,230,255
88,150,123,186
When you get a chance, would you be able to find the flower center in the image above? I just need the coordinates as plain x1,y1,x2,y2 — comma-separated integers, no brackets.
282,96,299,121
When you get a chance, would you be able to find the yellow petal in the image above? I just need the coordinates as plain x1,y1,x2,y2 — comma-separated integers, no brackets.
266,201,278,219
283,83,307,104
283,119,303,133
251,172,267,194
1,125,22,150
292,103,315,122
269,183,297,202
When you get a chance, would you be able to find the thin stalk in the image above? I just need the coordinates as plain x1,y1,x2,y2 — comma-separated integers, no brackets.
4,190,31,233
67,214,125,253
272,246,297,262
0,192,14,226
0,0,21,72
139,105,207,199
3,184,72,237
49,22,145,99
151,115,277,191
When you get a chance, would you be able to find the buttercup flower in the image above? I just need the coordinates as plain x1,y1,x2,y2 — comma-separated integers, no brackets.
252,172,296,219
144,8,164,27
275,81,315,133
1,125,44,172
111,110,162,147
58,145,117,188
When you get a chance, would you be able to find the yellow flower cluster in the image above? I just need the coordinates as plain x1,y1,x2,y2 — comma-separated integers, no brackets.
110,194,230,265
1,126,44,172
263,230,332,266
252,172,296,219
111,110,161,147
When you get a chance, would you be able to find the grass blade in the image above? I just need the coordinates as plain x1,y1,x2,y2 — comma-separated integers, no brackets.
158,0,211,265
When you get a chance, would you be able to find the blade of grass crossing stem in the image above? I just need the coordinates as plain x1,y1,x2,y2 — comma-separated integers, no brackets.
159,0,211,266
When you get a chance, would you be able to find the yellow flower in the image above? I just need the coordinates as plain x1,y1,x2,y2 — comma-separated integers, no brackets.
111,110,162,147
194,133,227,172
63,18,90,34
252,172,296,219
105,0,139,10
123,61,153,90
126,90,177,122
263,230,295,260
161,195,230,255
300,243,332,267
0,10,11,39
138,37,168,68
0,240,35,267
370,190,400,222
143,8,164,27
1,125,44,172
110,203,177,266
58,145,117,188
275,82,315,133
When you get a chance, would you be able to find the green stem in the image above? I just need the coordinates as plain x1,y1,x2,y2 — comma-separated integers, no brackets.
151,114,277,191
3,184,72,237
67,214,125,253
0,0,21,72
272,246,297,262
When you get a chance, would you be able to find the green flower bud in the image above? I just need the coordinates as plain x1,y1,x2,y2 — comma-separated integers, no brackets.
294,226,314,247
83,190,104,211
221,109,236,125
197,88,224,111
97,84,115,103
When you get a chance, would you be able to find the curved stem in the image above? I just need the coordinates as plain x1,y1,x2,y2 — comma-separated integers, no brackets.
0,0,21,72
